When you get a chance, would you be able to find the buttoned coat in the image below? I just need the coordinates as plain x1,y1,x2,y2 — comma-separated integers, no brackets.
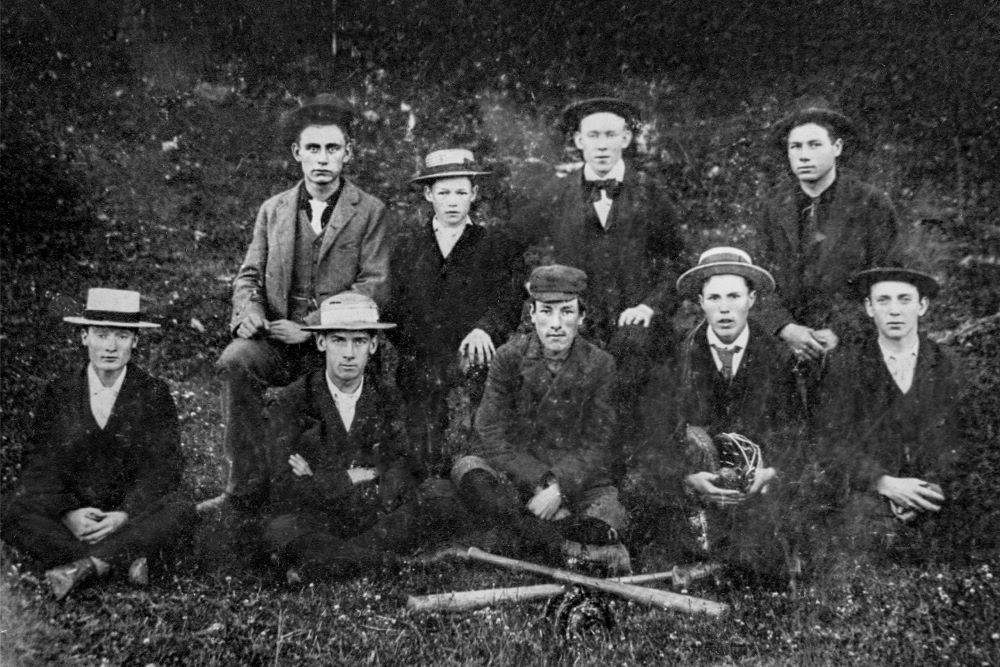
229,179,389,332
264,371,416,518
474,333,618,500
388,219,523,382
511,166,684,335
14,364,183,518
814,334,962,500
756,172,898,339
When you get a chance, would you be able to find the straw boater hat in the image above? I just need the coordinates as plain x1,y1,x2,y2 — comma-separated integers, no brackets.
409,149,491,184
63,288,160,329
849,267,941,300
301,292,396,331
281,93,357,141
557,97,642,135
770,106,856,149
527,264,588,302
676,247,776,297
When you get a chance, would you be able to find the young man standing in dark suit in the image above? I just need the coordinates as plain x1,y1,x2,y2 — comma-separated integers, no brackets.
757,107,899,412
262,293,460,583
2,289,197,600
208,94,390,511
389,149,522,473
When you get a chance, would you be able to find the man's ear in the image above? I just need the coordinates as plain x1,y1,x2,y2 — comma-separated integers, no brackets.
573,131,585,151
748,291,757,309
832,137,843,158
368,336,379,355
315,333,327,352
864,297,875,318
470,184,479,203
918,297,930,317
343,141,353,163
291,141,302,163
80,329,89,346
423,185,434,204
620,127,633,149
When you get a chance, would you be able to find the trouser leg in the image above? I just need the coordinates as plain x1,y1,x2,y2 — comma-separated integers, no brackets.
1,496,90,568
217,338,315,509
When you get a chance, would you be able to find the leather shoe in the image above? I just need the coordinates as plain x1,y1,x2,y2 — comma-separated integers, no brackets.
45,558,97,601
128,557,149,586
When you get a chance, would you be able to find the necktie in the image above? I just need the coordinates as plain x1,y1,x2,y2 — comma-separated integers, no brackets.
308,200,335,235
584,178,623,202
711,344,743,380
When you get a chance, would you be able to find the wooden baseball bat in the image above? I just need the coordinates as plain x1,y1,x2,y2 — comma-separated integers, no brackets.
407,562,722,612
457,548,728,616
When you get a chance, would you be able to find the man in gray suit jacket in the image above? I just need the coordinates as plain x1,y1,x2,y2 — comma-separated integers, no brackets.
205,94,389,512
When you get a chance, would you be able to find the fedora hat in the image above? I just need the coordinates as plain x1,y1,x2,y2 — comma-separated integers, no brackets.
558,97,642,134
409,149,491,184
281,93,356,140
849,267,940,300
771,106,856,149
676,247,776,297
301,292,396,331
63,288,160,328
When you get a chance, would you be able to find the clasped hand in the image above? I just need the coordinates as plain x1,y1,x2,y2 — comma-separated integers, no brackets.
236,314,310,344
459,328,496,368
685,465,777,507
62,507,129,544
780,323,838,361
876,476,944,522
288,454,377,485
526,482,562,520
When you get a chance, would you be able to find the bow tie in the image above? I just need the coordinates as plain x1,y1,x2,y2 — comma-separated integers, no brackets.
583,178,623,202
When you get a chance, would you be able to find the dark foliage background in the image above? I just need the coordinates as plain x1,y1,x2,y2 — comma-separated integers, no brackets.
1,1,998,663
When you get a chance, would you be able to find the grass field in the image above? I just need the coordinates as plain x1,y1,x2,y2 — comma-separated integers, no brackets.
3,2,1000,664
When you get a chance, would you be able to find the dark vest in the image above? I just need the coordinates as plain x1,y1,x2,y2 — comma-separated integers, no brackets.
289,210,325,322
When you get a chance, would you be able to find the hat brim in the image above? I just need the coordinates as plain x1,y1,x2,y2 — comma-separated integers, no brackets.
849,268,940,300
410,169,491,184
301,322,396,332
529,291,582,303
64,316,160,329
558,97,642,134
676,264,776,298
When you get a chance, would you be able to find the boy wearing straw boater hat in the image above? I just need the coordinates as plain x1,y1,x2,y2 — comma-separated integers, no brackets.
451,265,631,574
510,96,685,455
261,293,462,582
813,268,962,558
756,106,899,413
1,289,197,600
633,248,804,585
388,149,521,473
210,93,390,511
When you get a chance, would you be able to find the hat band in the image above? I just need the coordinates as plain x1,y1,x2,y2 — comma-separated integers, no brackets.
699,253,750,266
418,163,484,175
83,309,142,322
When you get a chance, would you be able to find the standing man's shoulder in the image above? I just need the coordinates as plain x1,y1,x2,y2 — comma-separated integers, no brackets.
340,178,387,213
257,183,301,216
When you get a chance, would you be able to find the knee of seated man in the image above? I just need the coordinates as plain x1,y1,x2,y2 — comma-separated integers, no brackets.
580,485,629,534
216,337,272,376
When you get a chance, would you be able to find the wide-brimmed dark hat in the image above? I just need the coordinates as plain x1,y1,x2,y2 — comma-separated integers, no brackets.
528,264,588,302
676,247,775,297
64,288,160,329
770,107,855,149
409,149,491,184
282,93,356,140
558,97,642,134
301,292,396,331
849,267,940,300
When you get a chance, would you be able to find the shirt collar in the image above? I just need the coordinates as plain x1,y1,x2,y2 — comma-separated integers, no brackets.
298,180,343,210
326,373,364,404
878,336,919,360
583,160,625,183
87,364,128,395
432,216,472,233
706,323,750,350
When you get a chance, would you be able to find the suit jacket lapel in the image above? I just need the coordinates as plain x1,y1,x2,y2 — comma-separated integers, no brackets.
311,371,349,444
318,179,360,261
778,180,801,251
272,186,299,307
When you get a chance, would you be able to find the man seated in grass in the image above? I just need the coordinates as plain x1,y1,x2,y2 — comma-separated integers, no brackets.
1,289,197,600
388,148,522,474
634,248,803,585
451,265,631,574
262,292,460,583
814,268,963,560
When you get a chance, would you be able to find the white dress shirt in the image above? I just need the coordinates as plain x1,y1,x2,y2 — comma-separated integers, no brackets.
583,160,626,228
307,199,330,236
87,365,127,429
706,325,750,377
326,374,364,431
432,216,471,259
879,337,919,394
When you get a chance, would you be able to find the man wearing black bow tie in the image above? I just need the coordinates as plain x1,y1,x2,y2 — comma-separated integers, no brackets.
512,98,685,456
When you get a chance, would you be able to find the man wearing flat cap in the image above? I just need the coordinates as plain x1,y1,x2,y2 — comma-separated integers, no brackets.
511,97,685,446
813,268,963,559
1,289,197,600
211,93,390,511
756,106,900,414
451,265,631,573
262,292,462,582
633,248,803,584
387,149,522,473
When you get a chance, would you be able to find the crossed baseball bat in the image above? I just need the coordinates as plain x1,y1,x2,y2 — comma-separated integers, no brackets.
407,547,728,616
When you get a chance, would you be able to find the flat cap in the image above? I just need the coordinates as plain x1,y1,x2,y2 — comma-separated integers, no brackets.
528,264,588,302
